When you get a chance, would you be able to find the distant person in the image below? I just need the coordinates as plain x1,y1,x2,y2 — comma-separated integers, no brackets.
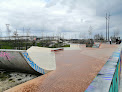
116,38,118,44
110,38,112,44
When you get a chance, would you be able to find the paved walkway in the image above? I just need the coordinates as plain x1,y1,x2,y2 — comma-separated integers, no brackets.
5,44,118,92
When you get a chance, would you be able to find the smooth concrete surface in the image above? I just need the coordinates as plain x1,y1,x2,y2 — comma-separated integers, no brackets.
5,44,119,92
27,46,56,70
0,46,56,74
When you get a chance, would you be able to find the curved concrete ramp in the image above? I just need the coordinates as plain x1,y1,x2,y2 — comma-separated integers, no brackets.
0,46,56,74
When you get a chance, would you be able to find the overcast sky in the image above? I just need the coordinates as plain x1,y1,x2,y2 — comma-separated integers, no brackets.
0,0,121,39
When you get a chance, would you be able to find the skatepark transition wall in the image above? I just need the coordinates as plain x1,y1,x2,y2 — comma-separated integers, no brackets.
0,46,56,74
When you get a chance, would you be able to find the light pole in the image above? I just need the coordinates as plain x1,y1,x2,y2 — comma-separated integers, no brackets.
108,13,110,41
105,13,108,41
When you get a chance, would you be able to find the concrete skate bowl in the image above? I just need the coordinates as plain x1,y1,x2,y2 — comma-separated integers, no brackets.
0,46,56,74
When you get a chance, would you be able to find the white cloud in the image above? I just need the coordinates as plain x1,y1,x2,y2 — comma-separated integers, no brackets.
0,0,121,39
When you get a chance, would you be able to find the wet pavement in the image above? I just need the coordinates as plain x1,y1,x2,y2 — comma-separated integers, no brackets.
5,44,118,92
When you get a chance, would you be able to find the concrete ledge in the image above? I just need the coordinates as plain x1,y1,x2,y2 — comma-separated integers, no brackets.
63,44,81,50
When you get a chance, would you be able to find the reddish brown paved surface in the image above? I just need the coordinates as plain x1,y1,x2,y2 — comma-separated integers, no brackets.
5,44,118,92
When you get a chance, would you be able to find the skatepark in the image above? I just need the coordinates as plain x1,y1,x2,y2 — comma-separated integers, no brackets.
0,43,121,92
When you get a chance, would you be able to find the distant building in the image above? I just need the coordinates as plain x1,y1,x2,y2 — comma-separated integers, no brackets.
36,36,61,41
